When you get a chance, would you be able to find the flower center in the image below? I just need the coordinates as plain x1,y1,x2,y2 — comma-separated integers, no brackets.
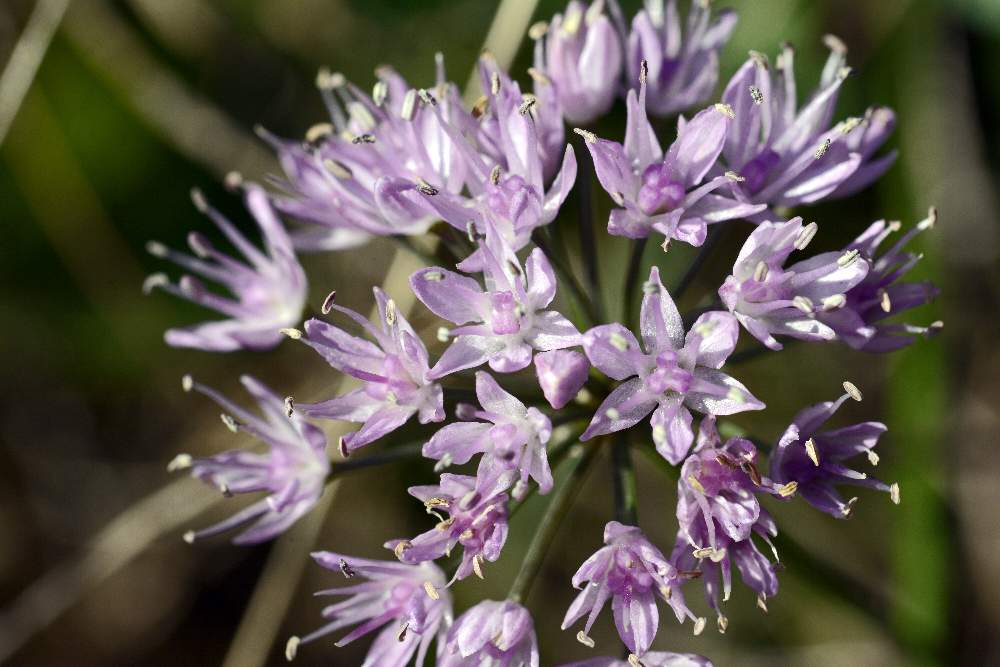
637,163,686,216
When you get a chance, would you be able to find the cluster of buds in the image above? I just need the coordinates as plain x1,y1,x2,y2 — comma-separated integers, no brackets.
145,1,940,664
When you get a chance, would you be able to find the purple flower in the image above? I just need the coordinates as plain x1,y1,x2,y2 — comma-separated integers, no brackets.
560,654,713,667
627,0,737,117
770,387,899,517
533,1,623,125
562,521,700,657
144,186,306,352
671,418,782,625
719,217,870,350
387,473,509,582
411,230,580,378
286,552,451,667
581,267,763,463
438,599,539,667
824,210,942,352
578,70,764,245
258,60,471,250
535,349,591,409
719,40,896,209
424,371,553,499
171,375,328,545
290,287,444,453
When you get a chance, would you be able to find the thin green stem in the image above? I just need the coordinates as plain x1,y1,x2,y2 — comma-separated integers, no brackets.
671,224,730,301
325,441,424,482
533,229,598,325
507,441,599,603
575,153,606,323
622,238,648,328
612,433,638,525
389,235,440,267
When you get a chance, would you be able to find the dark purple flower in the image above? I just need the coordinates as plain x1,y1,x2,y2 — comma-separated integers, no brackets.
578,70,764,245
289,288,444,453
671,418,783,627
823,209,942,352
627,0,737,117
411,228,580,378
171,375,328,545
562,522,701,658
535,349,591,409
719,217,870,350
533,1,623,125
719,39,896,208
438,599,539,667
423,371,553,499
582,267,763,463
559,654,713,667
285,553,451,666
144,186,306,352
770,386,899,517
386,473,509,582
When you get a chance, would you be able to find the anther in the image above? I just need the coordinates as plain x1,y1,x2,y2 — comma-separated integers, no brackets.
756,594,769,613
472,553,485,579
490,164,502,185
867,450,880,466
338,436,350,459
804,438,820,466
921,206,938,229
167,453,192,472
822,294,846,310
401,89,417,120
715,103,735,118
315,68,345,90
490,72,501,95
576,631,595,648
142,273,169,294
183,530,196,544
879,289,892,313
725,170,746,182
466,221,476,243
778,481,798,497
792,295,814,314
219,484,232,497
518,95,537,115
416,179,439,196
605,408,620,420
433,452,453,472
717,615,729,633
224,171,244,190
842,496,859,517
837,249,861,268
352,133,375,144
423,581,440,600
890,483,901,505
572,127,597,143
284,396,294,418
385,299,397,325
280,328,303,340
814,138,831,159
794,222,818,250
393,540,411,558
305,123,333,144
753,261,769,282
220,414,238,433
609,332,630,351
639,59,648,84
323,159,352,179
528,21,548,40
285,636,300,661
693,617,707,635
688,475,706,494
436,327,451,343
417,88,437,106
396,622,409,642
320,290,338,315
842,380,862,401
146,240,168,257
823,33,848,54
181,374,194,392
749,85,763,104
338,558,356,578
372,80,388,107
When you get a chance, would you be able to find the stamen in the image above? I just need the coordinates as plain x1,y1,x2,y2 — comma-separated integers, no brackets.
528,21,548,40
401,89,417,120
867,450,880,466
385,299,397,325
141,273,169,294
639,59,648,84
794,222,819,250
280,327,303,340
321,290,338,315
628,654,644,667
572,127,597,143
778,481,798,497
838,116,862,134
372,80,388,107
351,134,376,144
338,436,350,459
183,530,196,544
220,414,239,433
305,123,333,144
804,438,820,466
323,159,352,180
822,294,846,310
490,164,502,185
576,631,595,648
919,206,938,230
605,408,621,420
466,221,476,243
756,594,769,613
423,581,440,600
518,95,537,115
145,240,168,258
837,249,861,268
688,475,706,494
725,170,745,182
490,72,501,96
396,622,409,642
284,396,294,418
436,327,451,343
433,452,453,472
181,374,194,392
416,179,439,196
315,68,345,90
339,558,356,578
879,289,892,313
792,296,814,314
472,553,485,579
393,540,411,558
749,85,763,104
842,496,859,517
693,617,707,635
714,103,736,119
167,453,192,472
717,615,729,633
417,88,437,107
814,138,831,159
609,332,630,351
753,261,769,282
842,380,863,401
661,237,671,252
890,483,901,505
285,636,300,661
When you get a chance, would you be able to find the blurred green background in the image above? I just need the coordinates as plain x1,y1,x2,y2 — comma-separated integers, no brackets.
0,0,997,665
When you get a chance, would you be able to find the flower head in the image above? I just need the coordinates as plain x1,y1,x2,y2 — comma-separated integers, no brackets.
671,418,781,625
424,371,553,499
720,39,896,209
291,287,444,452
172,375,328,544
533,0,623,125
582,267,763,463
770,387,898,517
825,210,941,351
144,185,306,352
562,521,699,657
387,474,509,582
719,217,870,350
287,553,451,666
627,0,738,117
439,600,539,667
580,72,764,244
412,228,580,377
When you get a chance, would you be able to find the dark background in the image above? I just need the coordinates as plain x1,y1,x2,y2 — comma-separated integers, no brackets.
0,0,997,665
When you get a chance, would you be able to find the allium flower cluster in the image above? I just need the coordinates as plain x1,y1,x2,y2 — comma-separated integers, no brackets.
148,1,942,664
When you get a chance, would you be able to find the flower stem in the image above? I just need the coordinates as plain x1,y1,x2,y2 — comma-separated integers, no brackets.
533,229,598,325
507,441,599,603
575,155,606,323
622,238,648,328
325,441,424,481
671,224,730,301
612,433,638,525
